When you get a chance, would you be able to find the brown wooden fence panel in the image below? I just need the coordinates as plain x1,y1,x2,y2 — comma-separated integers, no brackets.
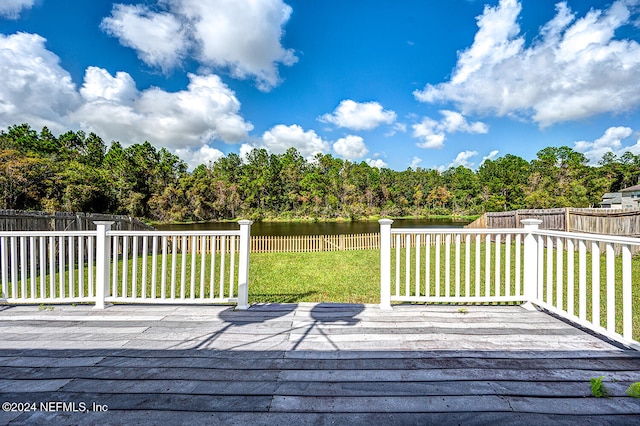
465,208,640,253
0,210,154,231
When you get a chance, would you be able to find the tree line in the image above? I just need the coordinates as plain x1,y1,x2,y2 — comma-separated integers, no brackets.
1,123,638,222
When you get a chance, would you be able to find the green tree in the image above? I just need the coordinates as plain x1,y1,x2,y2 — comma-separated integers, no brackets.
477,154,530,211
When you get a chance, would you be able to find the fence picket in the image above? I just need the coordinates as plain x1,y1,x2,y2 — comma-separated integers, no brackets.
465,234,470,297
484,235,490,297
592,242,600,327
556,238,563,310
58,236,64,298
622,244,632,339
132,236,138,299
39,236,46,298
579,239,587,321
445,234,451,298
435,235,441,297
495,234,501,298
505,234,511,297
78,236,85,299
475,234,480,297
606,242,615,333
567,238,575,316
415,234,420,297
546,236,553,304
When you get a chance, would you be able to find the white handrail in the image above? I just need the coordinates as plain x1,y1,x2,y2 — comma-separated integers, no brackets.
390,228,527,235
380,218,639,349
0,231,96,237
0,221,252,309
533,228,640,246
108,230,241,237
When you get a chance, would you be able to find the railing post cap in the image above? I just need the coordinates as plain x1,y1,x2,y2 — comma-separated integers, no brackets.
238,220,254,226
521,219,542,231
378,219,394,226
93,221,115,226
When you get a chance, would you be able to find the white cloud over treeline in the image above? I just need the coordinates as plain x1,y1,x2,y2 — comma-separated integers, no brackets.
0,32,252,160
414,0,640,127
412,110,488,149
574,126,640,163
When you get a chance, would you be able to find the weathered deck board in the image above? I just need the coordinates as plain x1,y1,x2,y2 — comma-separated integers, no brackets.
0,303,639,425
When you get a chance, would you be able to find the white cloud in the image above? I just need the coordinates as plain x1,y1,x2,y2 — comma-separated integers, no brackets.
440,110,488,134
437,150,479,172
319,100,397,131
365,158,387,169
414,0,640,127
0,33,254,152
261,124,330,158
450,150,479,168
481,149,500,165
409,156,423,169
175,145,225,170
333,135,368,160
412,110,487,149
102,0,297,90
73,71,253,148
80,67,137,104
101,4,189,73
0,32,80,133
385,122,407,137
412,117,445,149
239,143,256,161
0,0,34,19
574,126,640,163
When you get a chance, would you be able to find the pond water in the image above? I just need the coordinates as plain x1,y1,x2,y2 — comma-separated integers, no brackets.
155,218,472,236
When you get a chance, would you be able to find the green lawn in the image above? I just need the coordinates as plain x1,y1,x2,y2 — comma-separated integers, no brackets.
249,250,380,304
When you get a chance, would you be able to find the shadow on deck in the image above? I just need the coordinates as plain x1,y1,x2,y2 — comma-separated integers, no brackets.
0,303,639,424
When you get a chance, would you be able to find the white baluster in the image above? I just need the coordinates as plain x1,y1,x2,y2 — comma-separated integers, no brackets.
606,242,615,333
591,242,600,327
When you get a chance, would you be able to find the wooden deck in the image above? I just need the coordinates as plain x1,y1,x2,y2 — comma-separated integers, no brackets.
0,303,639,424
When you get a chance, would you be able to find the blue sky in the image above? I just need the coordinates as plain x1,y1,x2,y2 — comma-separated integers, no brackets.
1,0,639,171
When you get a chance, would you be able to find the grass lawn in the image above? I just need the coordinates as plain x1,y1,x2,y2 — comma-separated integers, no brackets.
249,250,380,304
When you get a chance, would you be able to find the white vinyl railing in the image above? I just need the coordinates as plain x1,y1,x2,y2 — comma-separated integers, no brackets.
0,231,98,304
532,227,639,347
0,220,252,309
380,219,639,348
379,219,527,306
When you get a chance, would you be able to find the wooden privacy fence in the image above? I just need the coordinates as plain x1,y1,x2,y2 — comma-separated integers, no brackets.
467,208,640,237
0,210,154,232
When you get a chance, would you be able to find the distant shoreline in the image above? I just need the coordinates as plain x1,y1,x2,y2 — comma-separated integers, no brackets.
149,214,480,227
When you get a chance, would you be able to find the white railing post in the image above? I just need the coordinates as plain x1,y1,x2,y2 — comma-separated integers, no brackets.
521,219,542,309
94,221,114,309
379,219,393,310
236,220,253,310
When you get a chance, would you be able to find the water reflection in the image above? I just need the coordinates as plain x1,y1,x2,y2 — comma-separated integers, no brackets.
155,218,471,236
